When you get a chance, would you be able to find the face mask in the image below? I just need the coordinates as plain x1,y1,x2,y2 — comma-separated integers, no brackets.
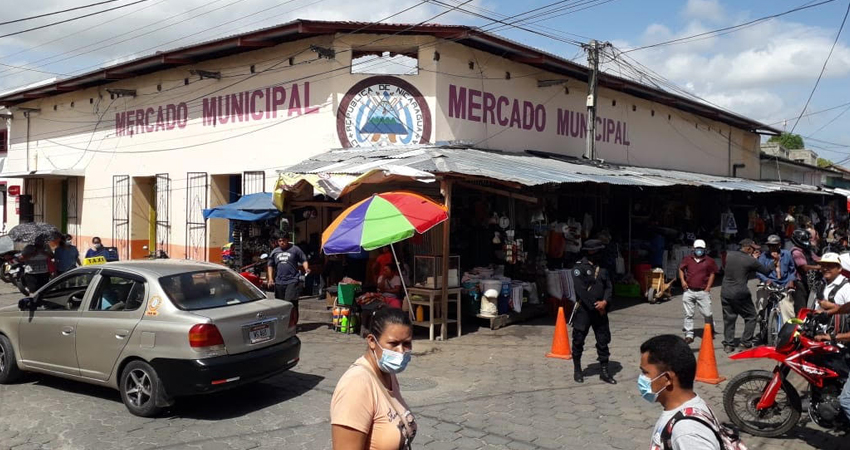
637,373,668,403
372,343,411,374
694,249,706,258
94,243,103,250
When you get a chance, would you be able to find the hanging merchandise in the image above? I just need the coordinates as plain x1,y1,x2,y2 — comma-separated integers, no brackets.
615,250,626,275
583,213,594,239
493,231,502,245
489,212,499,225
499,215,511,229
563,218,582,254
721,211,738,235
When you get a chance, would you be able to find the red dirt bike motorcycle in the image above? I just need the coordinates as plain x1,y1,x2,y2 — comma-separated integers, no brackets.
723,308,850,437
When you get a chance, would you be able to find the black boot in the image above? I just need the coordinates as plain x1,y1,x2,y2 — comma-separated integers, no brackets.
600,364,617,384
573,360,584,383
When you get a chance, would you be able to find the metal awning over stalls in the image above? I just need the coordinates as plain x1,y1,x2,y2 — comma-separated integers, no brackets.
276,145,833,199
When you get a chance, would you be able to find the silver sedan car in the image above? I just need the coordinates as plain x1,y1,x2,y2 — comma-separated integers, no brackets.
0,260,300,417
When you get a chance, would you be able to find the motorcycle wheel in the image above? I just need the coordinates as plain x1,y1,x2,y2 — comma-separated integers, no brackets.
723,369,801,437
766,309,781,347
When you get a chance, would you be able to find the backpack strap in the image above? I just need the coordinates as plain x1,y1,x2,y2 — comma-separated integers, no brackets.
660,408,724,450
828,278,850,303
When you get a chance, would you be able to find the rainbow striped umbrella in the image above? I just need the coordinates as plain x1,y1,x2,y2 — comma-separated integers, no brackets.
322,192,448,255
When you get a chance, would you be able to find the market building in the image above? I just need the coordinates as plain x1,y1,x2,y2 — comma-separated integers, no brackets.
0,20,838,293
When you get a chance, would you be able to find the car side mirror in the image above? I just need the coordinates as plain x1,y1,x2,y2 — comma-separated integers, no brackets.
18,297,35,311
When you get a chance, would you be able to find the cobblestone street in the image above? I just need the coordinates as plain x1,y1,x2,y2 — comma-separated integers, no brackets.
0,282,844,450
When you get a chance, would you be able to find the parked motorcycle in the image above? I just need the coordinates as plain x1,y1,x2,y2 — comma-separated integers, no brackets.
1,253,30,296
239,253,268,289
723,309,849,437
141,245,169,259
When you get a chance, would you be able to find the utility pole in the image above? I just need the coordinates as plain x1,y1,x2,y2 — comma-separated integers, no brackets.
584,40,601,161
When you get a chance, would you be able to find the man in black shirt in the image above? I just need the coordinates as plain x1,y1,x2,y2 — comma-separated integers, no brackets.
720,239,772,353
267,234,310,323
571,239,616,384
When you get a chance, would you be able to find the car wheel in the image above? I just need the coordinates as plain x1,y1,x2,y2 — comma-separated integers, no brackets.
120,360,165,417
0,334,22,384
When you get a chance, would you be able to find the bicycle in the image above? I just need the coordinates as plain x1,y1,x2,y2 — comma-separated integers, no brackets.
756,283,792,347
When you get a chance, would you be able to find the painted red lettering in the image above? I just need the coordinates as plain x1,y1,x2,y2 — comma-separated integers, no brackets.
135,109,144,135
250,90,264,121
497,96,509,126
115,112,126,136
448,84,466,119
231,93,244,122
521,101,534,130
203,98,217,127
606,118,615,142
155,106,165,131
483,93,496,124
288,83,302,116
304,82,319,114
145,108,155,133
177,103,188,129
534,105,546,132
272,86,286,118
166,104,177,130
219,96,229,124
510,100,522,129
468,89,482,122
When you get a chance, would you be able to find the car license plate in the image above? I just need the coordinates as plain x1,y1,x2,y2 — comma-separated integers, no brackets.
249,323,271,344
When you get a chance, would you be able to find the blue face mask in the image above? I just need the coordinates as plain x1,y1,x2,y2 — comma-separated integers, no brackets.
637,373,668,403
694,249,706,258
372,344,411,374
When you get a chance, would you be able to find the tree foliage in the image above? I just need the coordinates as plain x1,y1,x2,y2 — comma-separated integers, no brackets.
818,157,834,168
768,133,805,150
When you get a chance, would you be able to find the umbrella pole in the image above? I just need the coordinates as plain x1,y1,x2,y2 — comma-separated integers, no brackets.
390,244,415,321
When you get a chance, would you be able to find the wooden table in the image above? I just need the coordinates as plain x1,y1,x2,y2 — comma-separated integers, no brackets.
407,287,462,340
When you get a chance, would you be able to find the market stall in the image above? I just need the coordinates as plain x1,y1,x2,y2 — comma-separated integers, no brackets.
203,192,281,270
275,144,842,336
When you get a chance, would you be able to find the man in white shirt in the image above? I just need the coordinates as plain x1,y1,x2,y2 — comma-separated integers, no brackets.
818,253,850,308
817,253,850,336
640,335,721,450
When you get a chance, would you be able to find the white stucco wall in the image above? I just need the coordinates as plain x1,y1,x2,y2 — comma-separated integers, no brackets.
0,32,764,258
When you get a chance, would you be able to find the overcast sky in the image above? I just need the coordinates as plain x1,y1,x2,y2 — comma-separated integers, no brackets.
2,0,850,163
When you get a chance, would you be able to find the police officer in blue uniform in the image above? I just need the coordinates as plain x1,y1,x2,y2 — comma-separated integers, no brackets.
571,239,616,384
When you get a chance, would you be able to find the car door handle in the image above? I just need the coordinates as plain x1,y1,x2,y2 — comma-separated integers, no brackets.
115,329,130,340
61,327,74,336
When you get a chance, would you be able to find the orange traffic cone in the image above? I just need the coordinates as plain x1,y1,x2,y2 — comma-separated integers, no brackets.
695,324,726,384
546,306,572,360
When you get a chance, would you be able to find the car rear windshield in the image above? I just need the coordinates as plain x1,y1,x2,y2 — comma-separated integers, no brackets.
159,270,265,311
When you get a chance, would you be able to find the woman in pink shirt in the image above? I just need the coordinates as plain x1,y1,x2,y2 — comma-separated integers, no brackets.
331,308,417,450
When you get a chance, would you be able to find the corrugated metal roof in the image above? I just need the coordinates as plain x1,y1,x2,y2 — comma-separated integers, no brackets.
280,145,834,196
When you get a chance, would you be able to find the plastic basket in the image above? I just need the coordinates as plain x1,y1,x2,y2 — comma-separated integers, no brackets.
337,284,357,306
614,283,640,298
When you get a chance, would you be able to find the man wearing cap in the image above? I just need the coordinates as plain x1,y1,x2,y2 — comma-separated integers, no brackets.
720,239,773,353
757,235,797,290
678,240,718,344
812,259,850,424
816,253,850,336
571,239,616,384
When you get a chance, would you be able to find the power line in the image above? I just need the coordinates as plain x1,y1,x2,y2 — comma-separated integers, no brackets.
0,0,153,40
624,0,837,54
0,0,128,27
790,0,850,133
0,0,252,79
